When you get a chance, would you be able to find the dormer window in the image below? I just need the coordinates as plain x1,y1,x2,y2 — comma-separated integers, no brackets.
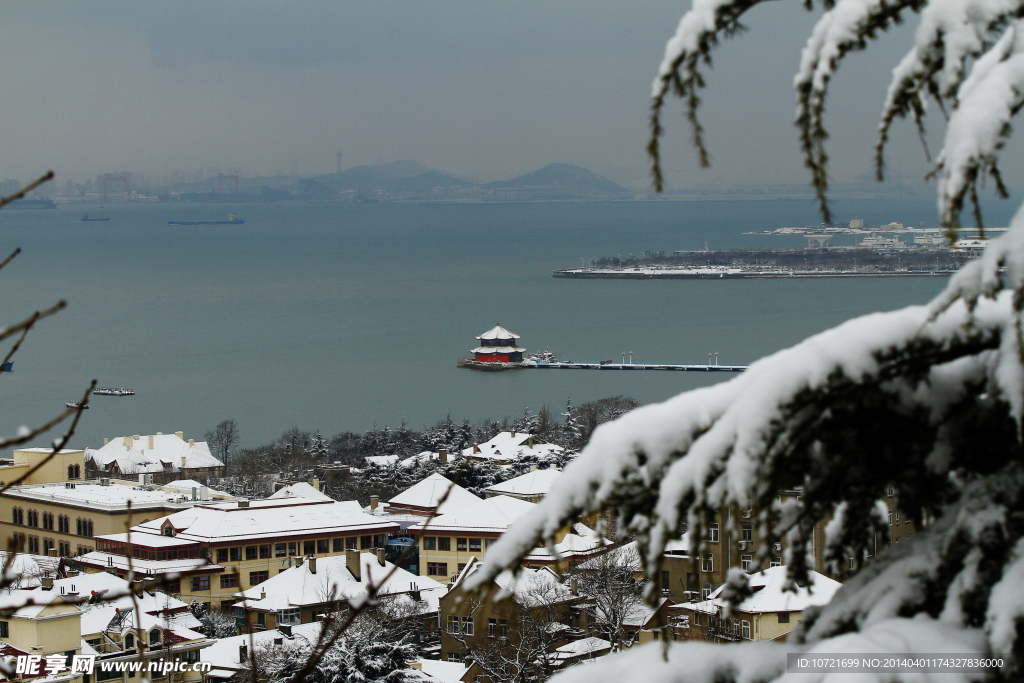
162,524,174,537
124,633,134,649
149,629,161,646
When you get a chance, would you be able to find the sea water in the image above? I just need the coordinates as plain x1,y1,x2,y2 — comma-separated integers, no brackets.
1,197,1006,448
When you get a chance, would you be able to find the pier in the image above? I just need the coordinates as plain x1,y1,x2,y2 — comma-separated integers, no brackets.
521,361,746,371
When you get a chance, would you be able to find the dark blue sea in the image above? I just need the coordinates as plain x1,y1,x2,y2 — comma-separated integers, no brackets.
3,197,1008,448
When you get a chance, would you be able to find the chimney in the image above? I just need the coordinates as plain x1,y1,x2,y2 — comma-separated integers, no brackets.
104,437,108,445
376,548,386,566
296,556,304,567
511,431,516,437
309,557,317,574
199,486,209,500
528,437,534,447
238,500,249,508
191,487,197,501
175,431,183,440
148,435,154,449
369,495,379,510
139,474,146,485
439,449,448,463
472,445,480,454
346,549,361,581
157,432,162,435
549,463,557,470
133,435,140,441
46,548,58,558
181,456,187,468
41,577,53,590
188,439,194,447
239,644,248,662
279,624,292,637
313,478,320,491
123,436,132,448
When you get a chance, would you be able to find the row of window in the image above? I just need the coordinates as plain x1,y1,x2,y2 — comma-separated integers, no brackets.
705,523,757,543
213,535,386,564
422,536,493,552
11,509,88,536
190,570,272,593
697,553,783,573
9,533,81,556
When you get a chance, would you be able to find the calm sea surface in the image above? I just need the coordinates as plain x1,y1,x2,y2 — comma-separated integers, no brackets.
2,197,1008,448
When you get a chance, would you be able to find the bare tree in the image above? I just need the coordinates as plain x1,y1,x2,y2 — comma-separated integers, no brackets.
205,419,240,467
567,544,646,649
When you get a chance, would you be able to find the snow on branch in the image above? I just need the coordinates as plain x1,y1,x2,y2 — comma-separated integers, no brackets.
795,0,923,222
648,0,769,191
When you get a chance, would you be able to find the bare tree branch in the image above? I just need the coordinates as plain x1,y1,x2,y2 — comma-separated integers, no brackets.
0,171,54,210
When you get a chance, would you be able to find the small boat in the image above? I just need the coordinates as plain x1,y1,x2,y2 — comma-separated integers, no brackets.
168,213,244,226
0,362,11,372
93,387,135,396
80,215,110,222
65,401,89,409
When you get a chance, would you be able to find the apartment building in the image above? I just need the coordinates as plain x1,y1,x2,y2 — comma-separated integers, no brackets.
0,448,85,487
78,496,399,609
0,478,233,559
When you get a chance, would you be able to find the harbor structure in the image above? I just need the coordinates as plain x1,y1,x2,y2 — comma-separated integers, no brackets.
470,324,526,363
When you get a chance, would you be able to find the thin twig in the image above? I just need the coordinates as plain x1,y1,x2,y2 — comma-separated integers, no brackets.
0,171,54,210
0,248,20,274
0,300,66,344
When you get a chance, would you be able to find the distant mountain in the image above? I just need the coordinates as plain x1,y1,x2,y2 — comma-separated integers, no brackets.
314,160,434,192
483,163,629,196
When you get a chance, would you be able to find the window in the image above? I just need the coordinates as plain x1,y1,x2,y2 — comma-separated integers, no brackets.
770,557,782,567
229,547,241,562
462,616,474,636
288,542,297,556
277,608,300,625
457,538,467,552
741,620,750,639
257,612,266,626
149,630,161,646
317,539,329,554
303,540,315,555
86,520,93,537
43,539,53,555
124,633,135,649
895,509,900,525
701,554,713,573
42,513,53,530
741,523,752,542
848,557,855,570
702,583,711,600
360,536,371,549
423,537,436,550
741,555,752,571
275,543,287,558
427,562,447,576
887,510,893,526
59,542,70,557
373,534,384,547
191,576,210,592
458,563,466,573
488,618,497,637
345,537,357,550
245,546,258,560
333,538,344,552
693,612,702,627
165,581,179,594
250,571,269,586
709,523,719,543
217,548,228,563
438,537,451,551
259,545,271,559
68,464,76,480
58,515,69,533
469,538,481,552
778,612,790,623
446,615,459,634
662,570,670,591
28,536,39,554
12,508,22,525
220,574,238,589
0,621,8,638
485,539,495,549
447,653,462,663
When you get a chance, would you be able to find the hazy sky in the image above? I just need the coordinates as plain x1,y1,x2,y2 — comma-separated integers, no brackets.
1,2,1019,192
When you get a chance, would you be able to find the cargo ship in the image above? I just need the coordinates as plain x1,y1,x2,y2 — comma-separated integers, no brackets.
168,213,244,226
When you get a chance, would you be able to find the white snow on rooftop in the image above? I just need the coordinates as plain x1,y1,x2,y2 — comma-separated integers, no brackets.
203,623,323,672
708,566,841,613
269,482,332,501
476,324,520,340
4,482,201,509
462,431,563,462
85,432,222,475
414,658,468,683
388,473,481,513
485,467,560,497
410,494,535,534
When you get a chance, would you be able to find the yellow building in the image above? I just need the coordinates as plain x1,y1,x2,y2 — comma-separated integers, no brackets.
0,477,232,560
0,448,85,487
0,588,82,658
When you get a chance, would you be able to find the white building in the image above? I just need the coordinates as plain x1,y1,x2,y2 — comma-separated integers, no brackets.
85,432,224,481
483,465,560,502
461,432,563,464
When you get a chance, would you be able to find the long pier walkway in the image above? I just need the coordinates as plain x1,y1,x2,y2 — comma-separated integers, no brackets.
522,361,746,372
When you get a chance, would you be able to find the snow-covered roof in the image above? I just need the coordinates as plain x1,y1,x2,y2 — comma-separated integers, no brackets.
476,324,520,340
708,566,841,613
85,432,223,474
202,623,323,672
452,557,573,607
163,479,233,499
365,455,400,467
129,498,396,544
0,551,61,588
0,589,77,618
75,551,217,576
485,467,560,498
399,451,441,468
551,636,612,661
269,482,332,501
462,432,563,462
388,473,481,514
234,552,447,613
409,494,535,534
68,573,194,636
2,482,205,511
524,522,610,563
413,659,468,683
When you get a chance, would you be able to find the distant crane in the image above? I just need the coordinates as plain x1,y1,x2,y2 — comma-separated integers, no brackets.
73,183,87,203
217,174,239,193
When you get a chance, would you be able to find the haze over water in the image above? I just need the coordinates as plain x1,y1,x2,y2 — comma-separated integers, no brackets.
4,198,1004,449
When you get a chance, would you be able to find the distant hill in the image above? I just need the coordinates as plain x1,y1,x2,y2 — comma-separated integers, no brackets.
314,160,434,192
391,171,475,194
483,163,629,196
